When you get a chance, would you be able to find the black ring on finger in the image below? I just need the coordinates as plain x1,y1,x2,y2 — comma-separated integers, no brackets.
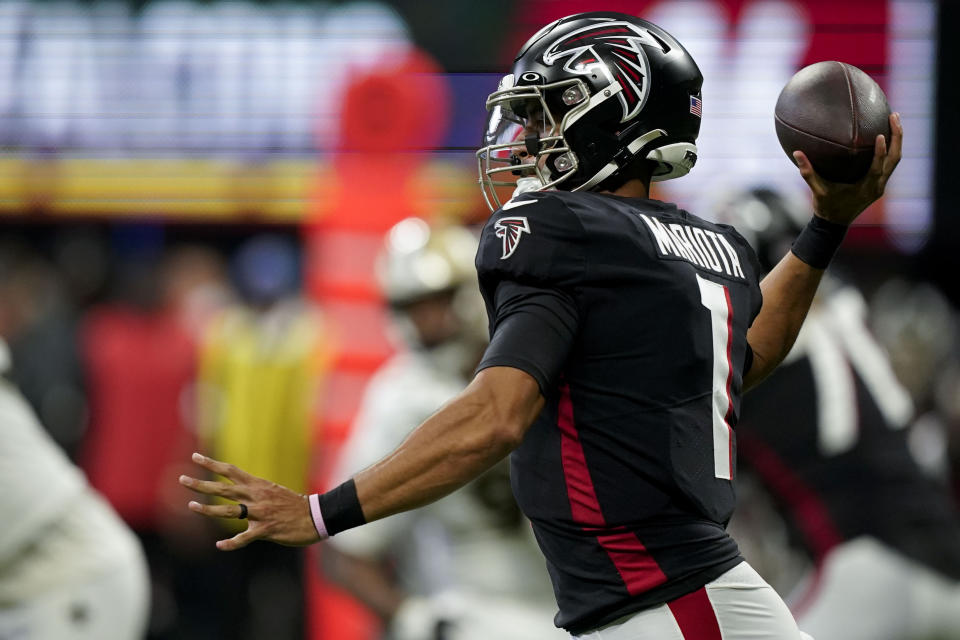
237,503,248,519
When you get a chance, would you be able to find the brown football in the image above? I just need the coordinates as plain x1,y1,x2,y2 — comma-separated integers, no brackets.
775,61,891,183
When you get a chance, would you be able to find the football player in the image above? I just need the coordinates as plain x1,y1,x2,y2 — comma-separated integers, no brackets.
0,337,150,639
182,12,902,639
718,187,960,640
323,218,565,640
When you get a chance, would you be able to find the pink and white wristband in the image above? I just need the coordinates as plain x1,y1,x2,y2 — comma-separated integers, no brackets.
308,493,329,540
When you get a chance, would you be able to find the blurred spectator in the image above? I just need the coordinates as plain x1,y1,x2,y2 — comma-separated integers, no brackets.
50,227,112,309
0,240,86,456
870,279,960,482
716,187,960,640
0,336,149,639
323,218,565,640
196,234,330,640
80,242,234,639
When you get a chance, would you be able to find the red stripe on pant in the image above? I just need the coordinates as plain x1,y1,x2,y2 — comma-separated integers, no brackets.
667,587,723,640
557,384,667,595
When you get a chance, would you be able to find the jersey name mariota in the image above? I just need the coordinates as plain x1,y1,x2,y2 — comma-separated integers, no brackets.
639,214,746,280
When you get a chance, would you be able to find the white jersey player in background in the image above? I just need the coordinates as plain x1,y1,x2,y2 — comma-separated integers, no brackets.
0,338,149,640
323,218,566,640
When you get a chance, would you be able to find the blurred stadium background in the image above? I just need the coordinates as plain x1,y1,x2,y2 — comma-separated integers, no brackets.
0,0,958,638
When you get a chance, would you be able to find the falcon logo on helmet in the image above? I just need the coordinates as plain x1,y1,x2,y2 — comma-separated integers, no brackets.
495,216,532,259
542,20,665,123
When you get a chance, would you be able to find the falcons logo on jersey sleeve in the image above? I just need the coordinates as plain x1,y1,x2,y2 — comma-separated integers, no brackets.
494,216,531,259
543,19,668,122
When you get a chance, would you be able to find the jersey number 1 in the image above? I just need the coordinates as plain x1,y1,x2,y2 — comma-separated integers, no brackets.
697,274,734,480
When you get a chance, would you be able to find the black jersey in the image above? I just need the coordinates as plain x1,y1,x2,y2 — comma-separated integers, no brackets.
736,285,960,580
475,190,763,633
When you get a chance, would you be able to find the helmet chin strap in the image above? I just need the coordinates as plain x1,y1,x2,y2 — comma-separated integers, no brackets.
574,128,667,192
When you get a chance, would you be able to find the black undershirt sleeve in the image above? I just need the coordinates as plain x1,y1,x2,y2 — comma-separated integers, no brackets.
476,279,581,395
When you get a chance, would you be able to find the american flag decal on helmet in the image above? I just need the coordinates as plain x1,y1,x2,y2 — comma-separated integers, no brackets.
543,19,667,123
689,95,702,117
495,216,532,259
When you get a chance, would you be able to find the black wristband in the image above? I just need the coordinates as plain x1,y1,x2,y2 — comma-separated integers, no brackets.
317,479,367,537
790,215,848,269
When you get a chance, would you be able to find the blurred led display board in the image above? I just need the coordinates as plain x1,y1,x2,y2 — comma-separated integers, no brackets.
0,1,412,154
0,0,936,248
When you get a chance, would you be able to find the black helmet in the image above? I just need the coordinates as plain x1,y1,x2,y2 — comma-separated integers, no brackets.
477,11,704,210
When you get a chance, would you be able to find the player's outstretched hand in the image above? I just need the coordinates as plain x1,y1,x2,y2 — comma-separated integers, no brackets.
793,112,903,226
179,452,320,551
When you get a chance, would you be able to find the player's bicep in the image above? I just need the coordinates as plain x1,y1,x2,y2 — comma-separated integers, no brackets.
477,280,580,394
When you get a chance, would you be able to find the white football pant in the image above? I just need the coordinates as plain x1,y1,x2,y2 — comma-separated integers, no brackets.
793,536,960,640
573,562,813,640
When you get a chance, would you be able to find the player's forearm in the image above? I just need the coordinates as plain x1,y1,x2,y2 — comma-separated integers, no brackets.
744,251,823,390
354,367,543,524
743,114,901,388
354,390,511,520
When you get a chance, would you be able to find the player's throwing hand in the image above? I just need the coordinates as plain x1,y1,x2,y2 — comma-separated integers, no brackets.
180,452,320,551
794,112,903,226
